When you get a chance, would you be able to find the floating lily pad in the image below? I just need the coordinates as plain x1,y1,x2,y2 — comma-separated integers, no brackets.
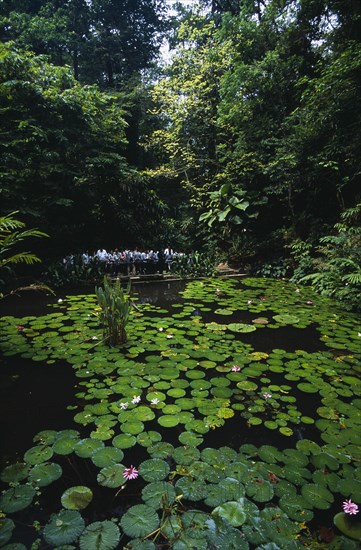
273,314,300,324
75,438,104,458
139,458,170,482
141,481,176,509
91,447,124,468
301,483,334,509
237,381,258,391
79,521,120,550
0,485,36,513
0,518,15,546
212,501,247,527
333,512,361,541
1,463,30,483
158,415,179,427
43,510,85,546
120,504,159,538
112,434,137,449
228,323,257,333
24,445,53,465
29,462,62,487
53,437,78,455
61,486,93,510
175,477,207,501
97,464,125,488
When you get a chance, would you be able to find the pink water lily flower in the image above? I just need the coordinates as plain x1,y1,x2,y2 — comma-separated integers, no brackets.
123,465,139,480
231,365,241,372
263,392,272,400
343,499,359,515
17,325,25,331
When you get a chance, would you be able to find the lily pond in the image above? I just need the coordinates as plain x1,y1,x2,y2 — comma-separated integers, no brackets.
0,277,360,549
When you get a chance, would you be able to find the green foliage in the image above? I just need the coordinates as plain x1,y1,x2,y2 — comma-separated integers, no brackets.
0,43,160,253
95,276,132,346
0,0,167,87
43,255,103,288
292,205,361,310
170,251,217,278
0,210,48,297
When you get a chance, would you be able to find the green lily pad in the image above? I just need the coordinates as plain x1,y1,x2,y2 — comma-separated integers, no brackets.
0,518,15,547
139,458,170,482
175,477,207,501
79,521,120,550
97,464,125,488
0,485,36,513
112,434,137,449
91,447,124,468
212,501,247,527
28,462,62,487
237,380,258,391
279,494,314,522
228,323,256,333
333,512,361,541
53,437,79,455
43,510,85,546
74,438,104,458
178,431,204,446
141,481,176,509
273,314,300,324
1,463,30,483
301,483,334,509
137,431,162,447
120,504,159,538
33,430,58,445
61,486,93,510
158,415,179,427
24,445,53,465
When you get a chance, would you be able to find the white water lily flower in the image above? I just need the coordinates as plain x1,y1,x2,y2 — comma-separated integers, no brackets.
151,398,160,405
120,402,129,410
58,298,63,303
132,395,141,404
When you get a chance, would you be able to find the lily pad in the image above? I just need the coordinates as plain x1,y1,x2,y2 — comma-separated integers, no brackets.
228,323,257,333
0,485,36,513
97,464,125,488
1,463,30,483
333,512,361,541
43,510,85,546
212,501,247,527
79,521,120,550
24,445,53,465
61,486,93,510
0,519,15,547
120,504,159,538
28,462,62,487
301,483,334,509
141,481,176,509
74,438,104,458
91,447,124,468
112,434,137,449
139,458,170,482
273,314,300,324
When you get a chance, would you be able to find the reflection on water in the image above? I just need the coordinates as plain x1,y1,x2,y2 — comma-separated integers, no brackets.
133,279,187,306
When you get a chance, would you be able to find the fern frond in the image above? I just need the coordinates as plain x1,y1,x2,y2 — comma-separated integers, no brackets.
0,252,42,268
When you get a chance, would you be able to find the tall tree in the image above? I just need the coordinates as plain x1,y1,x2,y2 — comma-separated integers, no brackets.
0,0,167,87
0,43,162,255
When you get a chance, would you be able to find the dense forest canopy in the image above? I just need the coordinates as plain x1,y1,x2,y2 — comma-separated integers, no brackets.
0,0,360,298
